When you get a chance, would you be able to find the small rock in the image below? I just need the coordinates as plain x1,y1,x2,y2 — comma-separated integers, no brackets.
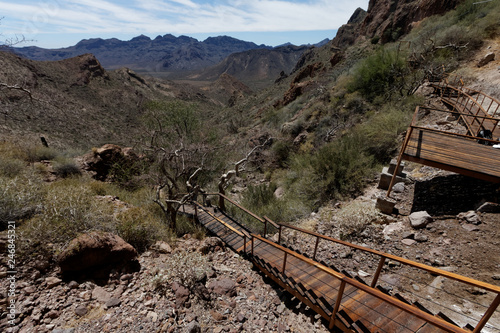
457,211,481,225
392,182,405,193
477,202,500,213
462,224,480,232
186,320,201,333
414,233,428,242
105,297,121,308
401,239,417,246
75,305,88,317
68,281,79,289
409,211,432,229
45,277,62,289
236,312,246,323
147,311,158,323
492,275,500,281
207,278,237,297
401,231,415,239
172,282,190,308
45,309,60,319
153,241,172,254
210,310,225,321
477,52,495,67
92,286,112,303
23,286,36,295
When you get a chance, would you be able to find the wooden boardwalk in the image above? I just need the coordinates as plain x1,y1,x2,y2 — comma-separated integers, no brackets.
402,127,500,183
185,201,500,332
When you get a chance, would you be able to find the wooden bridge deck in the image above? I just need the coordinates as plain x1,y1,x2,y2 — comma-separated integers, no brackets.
188,203,463,332
403,127,500,183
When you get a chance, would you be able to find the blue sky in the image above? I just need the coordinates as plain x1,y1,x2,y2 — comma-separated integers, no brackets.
0,0,369,48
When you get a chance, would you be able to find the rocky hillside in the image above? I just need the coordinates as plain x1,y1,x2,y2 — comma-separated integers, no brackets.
190,45,310,90
0,51,223,148
333,0,461,47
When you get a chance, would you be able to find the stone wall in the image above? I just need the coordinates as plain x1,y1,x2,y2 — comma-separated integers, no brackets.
412,174,500,215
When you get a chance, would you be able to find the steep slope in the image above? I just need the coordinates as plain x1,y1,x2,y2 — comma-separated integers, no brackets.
191,45,310,90
0,51,217,148
333,0,462,47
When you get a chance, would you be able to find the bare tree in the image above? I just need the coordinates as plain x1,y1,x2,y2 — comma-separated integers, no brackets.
143,99,223,232
217,137,272,210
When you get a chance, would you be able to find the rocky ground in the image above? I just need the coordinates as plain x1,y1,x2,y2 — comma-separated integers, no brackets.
1,233,333,333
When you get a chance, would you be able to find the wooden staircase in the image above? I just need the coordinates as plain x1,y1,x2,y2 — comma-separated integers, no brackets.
183,194,500,332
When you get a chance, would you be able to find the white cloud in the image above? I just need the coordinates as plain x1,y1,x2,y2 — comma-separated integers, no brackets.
1,0,368,40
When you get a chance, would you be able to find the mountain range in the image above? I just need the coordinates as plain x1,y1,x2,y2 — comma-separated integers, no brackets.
12,35,329,89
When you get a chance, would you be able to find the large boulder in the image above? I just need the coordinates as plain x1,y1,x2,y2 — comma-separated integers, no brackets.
81,144,141,181
57,231,138,279
409,211,433,229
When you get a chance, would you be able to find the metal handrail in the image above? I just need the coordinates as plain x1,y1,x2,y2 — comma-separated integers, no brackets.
268,221,500,332
434,83,499,135
251,234,469,333
201,192,278,237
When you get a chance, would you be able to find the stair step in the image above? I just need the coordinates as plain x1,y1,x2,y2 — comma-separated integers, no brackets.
394,293,411,304
413,301,434,315
352,320,371,333
317,295,334,315
436,311,459,326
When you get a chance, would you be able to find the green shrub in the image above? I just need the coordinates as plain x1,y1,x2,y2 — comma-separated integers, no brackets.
19,181,114,254
151,250,209,292
335,201,384,240
25,146,58,163
53,161,82,178
0,158,25,178
272,140,292,167
348,48,408,101
0,173,45,230
116,206,172,252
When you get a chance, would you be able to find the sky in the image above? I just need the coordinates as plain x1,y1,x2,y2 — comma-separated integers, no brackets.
0,0,369,49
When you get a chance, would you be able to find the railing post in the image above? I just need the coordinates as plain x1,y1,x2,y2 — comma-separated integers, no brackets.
313,237,320,261
329,280,346,330
282,252,288,274
278,225,282,244
251,235,254,256
219,193,225,212
194,204,198,219
473,293,500,333
371,257,386,288
243,234,247,255
264,218,267,238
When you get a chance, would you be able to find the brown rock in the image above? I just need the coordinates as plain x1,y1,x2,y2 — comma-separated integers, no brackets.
45,277,62,289
92,286,112,303
57,231,138,276
172,282,190,308
477,52,495,67
75,304,88,317
208,278,237,297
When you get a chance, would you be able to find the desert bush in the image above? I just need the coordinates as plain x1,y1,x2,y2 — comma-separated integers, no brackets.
0,158,25,178
0,172,45,230
24,146,58,163
173,214,206,239
115,205,172,252
151,250,209,292
19,180,115,254
272,140,292,167
335,201,384,240
348,48,408,101
359,102,416,162
53,160,82,178
311,133,376,200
